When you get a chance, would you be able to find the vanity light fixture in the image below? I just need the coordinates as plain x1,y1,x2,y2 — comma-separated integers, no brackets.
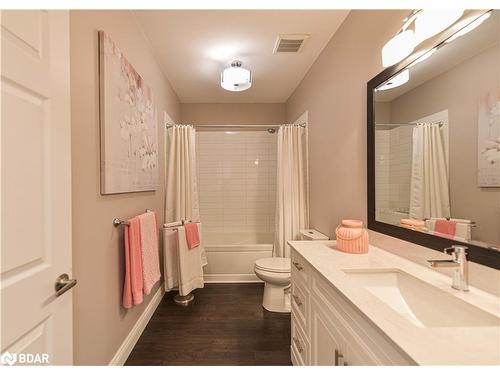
220,60,252,92
375,69,409,91
406,47,437,69
414,10,464,42
381,9,465,68
445,11,492,44
382,29,416,68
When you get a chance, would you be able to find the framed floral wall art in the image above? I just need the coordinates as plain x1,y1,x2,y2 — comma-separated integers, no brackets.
98,31,158,194
477,89,500,187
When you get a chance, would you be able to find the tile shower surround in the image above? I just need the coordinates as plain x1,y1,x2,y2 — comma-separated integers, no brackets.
196,131,277,234
375,126,413,214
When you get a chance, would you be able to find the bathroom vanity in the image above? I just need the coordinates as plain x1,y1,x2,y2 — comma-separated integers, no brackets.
289,240,500,366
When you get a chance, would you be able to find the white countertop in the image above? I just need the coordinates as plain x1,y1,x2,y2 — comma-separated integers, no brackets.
289,240,500,365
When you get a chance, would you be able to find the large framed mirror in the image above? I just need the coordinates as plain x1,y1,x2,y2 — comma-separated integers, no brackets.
367,9,500,269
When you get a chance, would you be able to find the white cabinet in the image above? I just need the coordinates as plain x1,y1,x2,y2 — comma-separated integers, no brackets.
290,248,413,366
310,299,344,365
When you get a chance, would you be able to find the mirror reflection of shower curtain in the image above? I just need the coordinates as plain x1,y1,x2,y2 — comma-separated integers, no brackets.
165,124,200,223
274,125,309,258
409,123,450,220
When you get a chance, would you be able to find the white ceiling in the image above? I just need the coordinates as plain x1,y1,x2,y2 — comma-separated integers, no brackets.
133,10,350,103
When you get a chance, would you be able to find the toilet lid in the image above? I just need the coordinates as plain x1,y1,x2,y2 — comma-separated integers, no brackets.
255,257,291,273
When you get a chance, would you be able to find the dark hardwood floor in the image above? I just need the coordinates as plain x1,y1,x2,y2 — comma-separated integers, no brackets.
125,283,292,366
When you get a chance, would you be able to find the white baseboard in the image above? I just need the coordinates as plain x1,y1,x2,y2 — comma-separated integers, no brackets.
204,273,263,283
108,286,164,366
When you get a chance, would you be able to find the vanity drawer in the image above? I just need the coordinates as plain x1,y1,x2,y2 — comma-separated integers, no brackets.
291,315,310,366
291,250,310,287
291,278,309,334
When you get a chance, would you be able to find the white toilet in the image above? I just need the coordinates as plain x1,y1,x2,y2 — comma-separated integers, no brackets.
254,229,329,313
254,257,291,313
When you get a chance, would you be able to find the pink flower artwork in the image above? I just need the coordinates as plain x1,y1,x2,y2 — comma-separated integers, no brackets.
477,89,500,187
99,31,158,194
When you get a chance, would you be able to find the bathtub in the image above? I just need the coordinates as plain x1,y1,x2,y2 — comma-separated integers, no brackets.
202,232,274,283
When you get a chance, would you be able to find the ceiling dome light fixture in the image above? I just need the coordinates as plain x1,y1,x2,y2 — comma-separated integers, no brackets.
220,60,252,92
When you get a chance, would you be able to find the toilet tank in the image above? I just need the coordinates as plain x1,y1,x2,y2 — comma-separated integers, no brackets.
299,229,329,241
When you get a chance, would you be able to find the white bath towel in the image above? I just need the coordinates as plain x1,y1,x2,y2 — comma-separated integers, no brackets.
163,228,180,291
163,223,206,295
138,211,161,295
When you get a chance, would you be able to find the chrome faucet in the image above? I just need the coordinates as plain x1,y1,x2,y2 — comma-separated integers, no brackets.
428,245,469,291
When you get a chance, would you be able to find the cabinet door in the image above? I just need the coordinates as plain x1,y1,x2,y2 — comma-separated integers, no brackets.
310,299,345,366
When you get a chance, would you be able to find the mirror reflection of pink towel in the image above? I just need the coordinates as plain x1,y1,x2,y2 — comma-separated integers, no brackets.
184,223,200,249
435,219,456,236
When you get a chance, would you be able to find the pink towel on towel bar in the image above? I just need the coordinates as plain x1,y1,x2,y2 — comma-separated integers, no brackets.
138,211,161,295
123,217,144,308
184,222,200,249
435,219,456,237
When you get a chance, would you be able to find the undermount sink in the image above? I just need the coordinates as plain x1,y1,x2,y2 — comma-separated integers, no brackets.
342,268,500,328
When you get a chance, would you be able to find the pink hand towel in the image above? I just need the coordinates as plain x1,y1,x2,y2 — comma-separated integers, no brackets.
123,217,144,308
435,219,456,237
138,211,161,295
184,222,200,249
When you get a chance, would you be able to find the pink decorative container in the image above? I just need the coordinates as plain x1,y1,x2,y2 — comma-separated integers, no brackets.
335,219,369,254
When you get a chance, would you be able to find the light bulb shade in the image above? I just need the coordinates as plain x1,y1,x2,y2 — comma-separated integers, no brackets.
221,64,252,92
382,30,415,68
376,69,409,91
415,10,464,42
445,12,491,44
407,47,437,69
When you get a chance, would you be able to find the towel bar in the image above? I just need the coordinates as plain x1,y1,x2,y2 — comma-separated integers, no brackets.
113,209,152,227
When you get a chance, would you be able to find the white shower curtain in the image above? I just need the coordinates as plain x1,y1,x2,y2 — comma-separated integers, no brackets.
165,125,200,223
409,123,450,220
164,124,206,292
273,125,309,258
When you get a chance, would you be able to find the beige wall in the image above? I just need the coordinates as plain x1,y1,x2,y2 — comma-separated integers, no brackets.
285,10,500,293
181,103,286,125
389,45,500,245
70,10,180,365
286,10,408,236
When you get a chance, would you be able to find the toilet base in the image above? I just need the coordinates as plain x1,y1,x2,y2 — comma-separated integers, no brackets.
262,282,291,313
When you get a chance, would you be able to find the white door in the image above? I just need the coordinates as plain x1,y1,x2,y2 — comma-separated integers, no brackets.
1,10,73,365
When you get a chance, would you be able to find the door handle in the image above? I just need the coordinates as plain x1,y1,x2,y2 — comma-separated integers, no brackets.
292,294,303,306
292,261,303,271
55,273,77,297
293,337,303,353
335,349,344,366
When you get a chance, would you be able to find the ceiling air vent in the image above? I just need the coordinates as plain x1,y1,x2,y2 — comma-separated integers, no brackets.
273,34,310,53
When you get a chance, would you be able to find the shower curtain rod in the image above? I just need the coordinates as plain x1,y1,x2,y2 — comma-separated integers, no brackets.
164,123,307,130
375,121,443,128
